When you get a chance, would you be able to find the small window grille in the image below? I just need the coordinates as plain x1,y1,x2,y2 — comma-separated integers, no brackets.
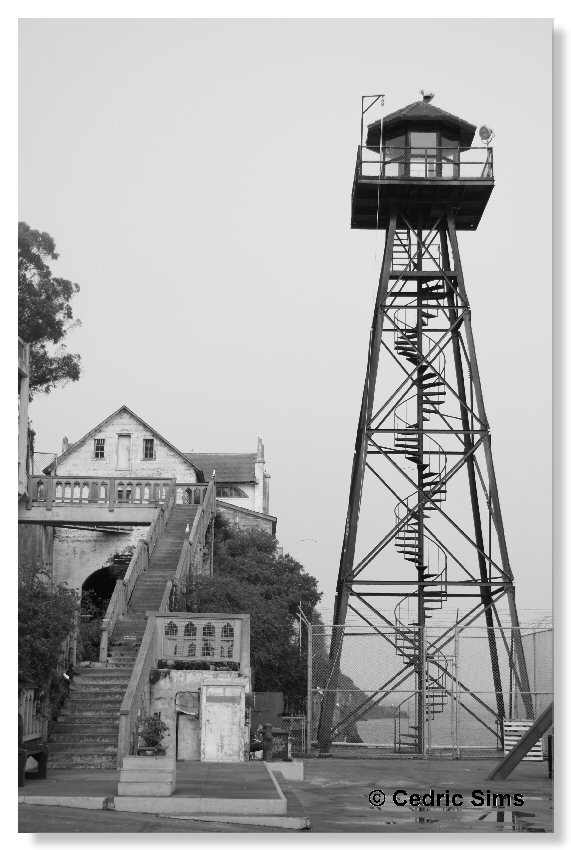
187,642,196,657
221,623,234,639
143,438,155,460
203,622,215,638
165,621,178,636
220,640,234,658
94,438,105,459
184,622,197,637
202,640,215,657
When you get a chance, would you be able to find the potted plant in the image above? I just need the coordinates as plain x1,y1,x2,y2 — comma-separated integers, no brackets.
137,715,168,756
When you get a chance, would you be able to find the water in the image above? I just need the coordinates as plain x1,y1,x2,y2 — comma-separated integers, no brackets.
356,715,500,750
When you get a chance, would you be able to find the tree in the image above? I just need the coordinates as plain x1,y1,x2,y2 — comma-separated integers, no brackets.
18,563,79,697
18,221,81,396
186,517,321,699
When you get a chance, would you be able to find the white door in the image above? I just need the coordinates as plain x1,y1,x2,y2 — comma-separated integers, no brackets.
117,435,131,470
200,685,245,762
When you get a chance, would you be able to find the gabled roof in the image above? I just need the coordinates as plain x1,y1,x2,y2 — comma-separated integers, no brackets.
217,500,277,535
367,100,477,148
43,405,205,480
184,453,257,483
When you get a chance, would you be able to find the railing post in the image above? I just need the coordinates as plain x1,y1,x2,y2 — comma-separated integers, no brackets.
26,480,33,510
46,476,54,511
99,621,109,664
109,478,116,512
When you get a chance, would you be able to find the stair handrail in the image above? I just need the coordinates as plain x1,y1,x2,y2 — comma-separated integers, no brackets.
168,478,216,610
99,480,177,663
116,613,158,767
145,479,177,557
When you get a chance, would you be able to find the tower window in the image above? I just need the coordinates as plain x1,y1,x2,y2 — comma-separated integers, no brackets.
94,439,105,459
143,438,155,460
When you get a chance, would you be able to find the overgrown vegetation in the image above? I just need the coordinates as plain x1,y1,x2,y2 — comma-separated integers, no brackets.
185,516,321,701
18,221,81,396
18,563,79,698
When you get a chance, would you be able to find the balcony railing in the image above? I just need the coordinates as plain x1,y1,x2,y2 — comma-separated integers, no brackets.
356,146,494,181
26,475,176,512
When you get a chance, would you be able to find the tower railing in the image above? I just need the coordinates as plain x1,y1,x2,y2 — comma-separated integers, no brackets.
356,146,493,181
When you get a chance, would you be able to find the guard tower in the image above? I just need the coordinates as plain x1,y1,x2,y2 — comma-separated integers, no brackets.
318,94,533,755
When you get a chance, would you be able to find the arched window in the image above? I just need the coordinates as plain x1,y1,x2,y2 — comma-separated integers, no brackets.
164,621,178,636
202,640,215,657
221,622,234,658
184,622,197,637
215,484,248,499
187,642,196,657
202,622,215,638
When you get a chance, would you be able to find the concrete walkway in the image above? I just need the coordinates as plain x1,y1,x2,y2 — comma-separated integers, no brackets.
19,762,288,817
277,757,554,832
18,756,554,832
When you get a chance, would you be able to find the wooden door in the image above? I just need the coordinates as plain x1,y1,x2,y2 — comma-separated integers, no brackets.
116,434,131,470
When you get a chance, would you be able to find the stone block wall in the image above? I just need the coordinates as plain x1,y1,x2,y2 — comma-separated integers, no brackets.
56,409,198,482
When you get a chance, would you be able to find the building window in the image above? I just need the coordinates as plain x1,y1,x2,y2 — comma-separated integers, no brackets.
202,640,215,657
221,622,234,658
216,484,248,498
94,439,105,459
143,438,155,460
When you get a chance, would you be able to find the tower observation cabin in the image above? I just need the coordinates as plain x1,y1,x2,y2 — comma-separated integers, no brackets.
352,94,494,230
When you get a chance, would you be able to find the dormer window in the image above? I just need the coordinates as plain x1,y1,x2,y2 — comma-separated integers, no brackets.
94,438,105,459
143,438,155,460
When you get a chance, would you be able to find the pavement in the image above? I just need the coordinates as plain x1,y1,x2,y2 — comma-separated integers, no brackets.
278,756,554,832
18,755,554,833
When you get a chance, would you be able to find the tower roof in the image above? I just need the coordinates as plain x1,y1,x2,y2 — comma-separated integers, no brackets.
366,99,477,148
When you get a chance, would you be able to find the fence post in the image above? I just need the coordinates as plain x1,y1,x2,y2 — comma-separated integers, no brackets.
109,479,115,512
454,626,460,758
306,623,313,753
420,625,427,758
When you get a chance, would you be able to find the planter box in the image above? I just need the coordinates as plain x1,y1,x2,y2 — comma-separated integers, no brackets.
118,755,176,797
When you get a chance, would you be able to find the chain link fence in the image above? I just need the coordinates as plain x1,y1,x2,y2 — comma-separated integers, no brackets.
310,624,552,757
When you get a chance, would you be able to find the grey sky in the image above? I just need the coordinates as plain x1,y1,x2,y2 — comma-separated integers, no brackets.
19,18,552,615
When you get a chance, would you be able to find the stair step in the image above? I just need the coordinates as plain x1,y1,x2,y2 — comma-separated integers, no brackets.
49,741,118,753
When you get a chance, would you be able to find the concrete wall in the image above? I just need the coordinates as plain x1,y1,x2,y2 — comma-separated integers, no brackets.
56,409,197,482
52,526,148,592
149,669,250,760
18,524,54,577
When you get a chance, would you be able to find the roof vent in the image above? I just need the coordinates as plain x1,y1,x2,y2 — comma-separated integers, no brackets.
421,90,435,103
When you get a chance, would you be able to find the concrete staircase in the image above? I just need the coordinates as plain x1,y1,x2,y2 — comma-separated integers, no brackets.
49,504,198,768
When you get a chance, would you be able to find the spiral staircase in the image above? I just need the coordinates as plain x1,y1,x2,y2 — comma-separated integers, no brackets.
390,262,451,752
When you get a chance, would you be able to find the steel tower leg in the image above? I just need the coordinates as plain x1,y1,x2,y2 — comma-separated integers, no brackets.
317,212,397,751
440,223,505,722
446,214,534,720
